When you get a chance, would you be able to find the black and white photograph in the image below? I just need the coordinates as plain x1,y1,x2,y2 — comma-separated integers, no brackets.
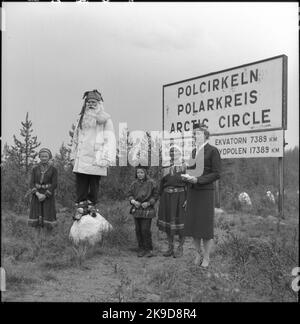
1,0,299,309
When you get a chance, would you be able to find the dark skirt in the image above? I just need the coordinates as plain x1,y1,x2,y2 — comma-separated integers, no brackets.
184,188,214,240
28,193,57,229
157,191,186,236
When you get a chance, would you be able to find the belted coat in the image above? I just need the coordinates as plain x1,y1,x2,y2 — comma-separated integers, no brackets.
28,163,57,228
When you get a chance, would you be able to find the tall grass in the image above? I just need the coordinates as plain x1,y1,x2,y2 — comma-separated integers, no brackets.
1,197,298,302
1,200,136,293
216,228,298,301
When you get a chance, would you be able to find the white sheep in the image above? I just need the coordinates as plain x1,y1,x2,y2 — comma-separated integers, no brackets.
238,192,252,206
266,190,275,204
69,211,113,246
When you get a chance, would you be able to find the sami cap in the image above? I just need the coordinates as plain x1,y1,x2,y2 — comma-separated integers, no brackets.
39,148,52,159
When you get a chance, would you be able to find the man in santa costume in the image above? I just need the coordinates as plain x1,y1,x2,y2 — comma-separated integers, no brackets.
70,89,116,217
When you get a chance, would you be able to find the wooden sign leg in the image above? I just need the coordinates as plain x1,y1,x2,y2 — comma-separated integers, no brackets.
277,149,285,233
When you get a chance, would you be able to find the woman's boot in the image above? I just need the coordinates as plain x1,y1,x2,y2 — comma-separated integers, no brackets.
163,234,174,257
87,200,97,217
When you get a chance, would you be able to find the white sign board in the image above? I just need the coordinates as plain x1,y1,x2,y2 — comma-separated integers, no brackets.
163,55,287,136
211,130,284,158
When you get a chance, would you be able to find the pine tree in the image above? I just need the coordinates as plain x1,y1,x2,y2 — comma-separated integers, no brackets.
53,142,75,207
148,131,162,180
10,112,40,173
68,123,76,149
1,143,10,164
55,142,71,167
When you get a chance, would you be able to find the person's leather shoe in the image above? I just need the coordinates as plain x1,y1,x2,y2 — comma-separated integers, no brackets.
163,246,174,257
87,203,97,217
137,250,146,257
144,250,154,257
173,245,183,258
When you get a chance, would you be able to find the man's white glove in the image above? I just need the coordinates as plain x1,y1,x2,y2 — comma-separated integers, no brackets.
94,159,110,167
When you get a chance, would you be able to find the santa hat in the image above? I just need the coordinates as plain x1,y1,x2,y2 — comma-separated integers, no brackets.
82,89,103,102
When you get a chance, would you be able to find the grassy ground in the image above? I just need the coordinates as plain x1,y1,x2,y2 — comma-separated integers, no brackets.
1,198,299,302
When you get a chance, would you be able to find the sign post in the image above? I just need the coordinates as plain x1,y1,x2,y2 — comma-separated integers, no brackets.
277,132,287,232
278,156,284,214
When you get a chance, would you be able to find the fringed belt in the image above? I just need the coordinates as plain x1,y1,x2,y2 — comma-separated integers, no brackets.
164,187,185,193
35,183,51,189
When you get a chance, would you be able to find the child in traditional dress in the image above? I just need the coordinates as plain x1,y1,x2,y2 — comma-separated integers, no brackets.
128,166,159,257
157,146,187,258
28,148,58,231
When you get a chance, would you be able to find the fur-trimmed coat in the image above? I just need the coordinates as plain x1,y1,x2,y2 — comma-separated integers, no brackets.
70,104,116,176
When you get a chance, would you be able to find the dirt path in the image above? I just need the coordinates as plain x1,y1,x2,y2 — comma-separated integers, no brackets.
3,240,198,302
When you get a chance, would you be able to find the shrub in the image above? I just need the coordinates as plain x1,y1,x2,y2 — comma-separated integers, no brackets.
1,162,30,213
217,230,298,301
4,259,40,291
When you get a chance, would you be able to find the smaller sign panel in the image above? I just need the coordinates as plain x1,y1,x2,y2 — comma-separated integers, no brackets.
212,130,284,159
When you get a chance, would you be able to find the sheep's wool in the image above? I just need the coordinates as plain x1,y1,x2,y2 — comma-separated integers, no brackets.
238,192,252,206
69,213,113,246
266,191,275,204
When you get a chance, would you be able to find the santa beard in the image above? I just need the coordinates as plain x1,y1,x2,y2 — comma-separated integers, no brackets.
82,112,97,129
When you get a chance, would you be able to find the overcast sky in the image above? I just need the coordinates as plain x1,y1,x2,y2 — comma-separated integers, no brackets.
2,2,299,154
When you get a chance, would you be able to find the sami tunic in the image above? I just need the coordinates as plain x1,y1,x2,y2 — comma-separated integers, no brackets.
157,167,187,235
28,163,58,228
128,178,159,218
184,143,221,239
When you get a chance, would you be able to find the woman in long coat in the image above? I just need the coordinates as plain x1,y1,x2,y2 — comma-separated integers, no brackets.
183,124,221,268
28,148,57,230
70,89,116,215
